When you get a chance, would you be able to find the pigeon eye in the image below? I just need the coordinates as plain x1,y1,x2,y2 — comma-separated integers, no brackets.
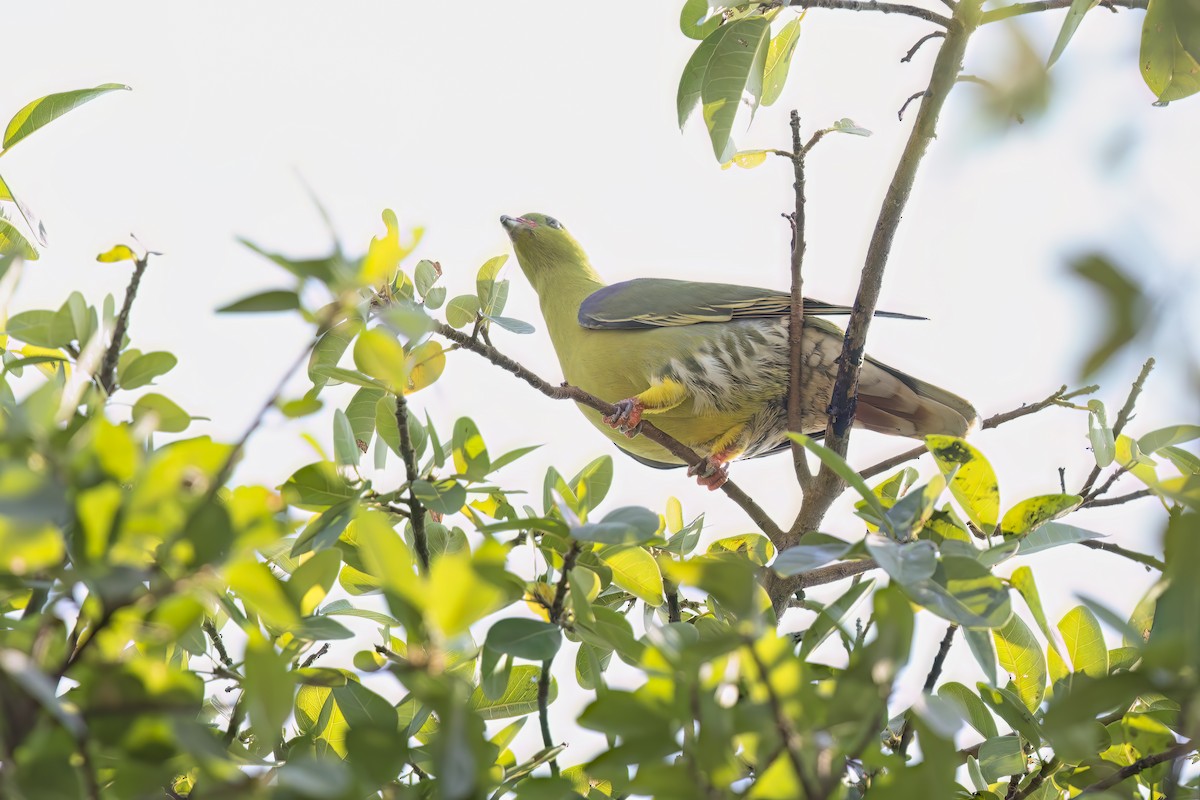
546,217,562,230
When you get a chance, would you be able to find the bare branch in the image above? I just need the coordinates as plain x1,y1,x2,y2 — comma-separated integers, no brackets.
898,90,930,121
902,31,945,62
786,111,815,491
1076,739,1195,796
434,322,785,543
789,0,953,27
1087,488,1153,507
100,254,150,395
1080,358,1155,496
1078,539,1165,571
396,393,430,573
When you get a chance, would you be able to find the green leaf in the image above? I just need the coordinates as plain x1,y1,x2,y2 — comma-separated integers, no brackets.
789,434,891,534
0,218,38,260
332,409,360,468
993,614,1047,711
569,455,613,521
708,533,775,566
575,506,661,546
677,16,771,161
414,259,440,296
353,328,408,389
1009,566,1067,663
412,478,466,515
0,173,47,246
452,417,490,480
882,475,946,540
484,315,535,334
117,351,177,390
903,556,1013,629
977,683,1043,746
680,0,722,39
5,309,73,347
3,83,130,150
1048,0,1099,66
345,387,384,451
1137,424,1200,454
282,461,359,510
761,17,803,106
477,255,510,316
926,435,1000,533
308,318,362,392
1058,605,1108,678
866,536,936,585
1141,0,1200,102
830,117,872,136
243,635,295,749
599,545,665,606
485,618,563,661
772,533,853,576
1086,400,1116,468
131,393,192,433
797,577,875,659
965,627,998,685
469,665,553,720
977,735,1025,783
999,494,1081,538
1012,520,1105,557
217,289,300,313
291,500,355,557
423,285,446,309
445,294,480,329
938,682,999,739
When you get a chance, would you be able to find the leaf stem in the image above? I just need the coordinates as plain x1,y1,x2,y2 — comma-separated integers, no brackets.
786,110,814,491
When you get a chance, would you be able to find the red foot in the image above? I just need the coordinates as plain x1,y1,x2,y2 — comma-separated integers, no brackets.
603,398,644,438
687,457,730,491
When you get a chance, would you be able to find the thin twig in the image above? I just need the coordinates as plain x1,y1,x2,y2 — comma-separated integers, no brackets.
898,90,929,121
786,111,815,491
203,619,236,670
396,393,430,572
100,254,150,395
434,322,785,543
299,643,330,669
1087,488,1153,507
789,0,953,26
1080,358,1154,496
981,0,1145,23
901,31,945,62
897,623,958,756
537,657,558,776
860,383,1097,480
1078,539,1165,571
550,542,581,625
1076,739,1195,795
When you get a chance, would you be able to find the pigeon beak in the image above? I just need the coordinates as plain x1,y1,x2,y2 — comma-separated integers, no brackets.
500,215,535,234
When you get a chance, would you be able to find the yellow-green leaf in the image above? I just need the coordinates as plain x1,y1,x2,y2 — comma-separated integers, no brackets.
999,494,1081,538
3,83,130,151
96,244,137,264
1058,605,1108,678
0,218,38,260
1140,0,1200,102
599,545,664,607
993,614,1047,711
761,17,803,106
353,328,407,390
405,340,445,394
926,435,1000,533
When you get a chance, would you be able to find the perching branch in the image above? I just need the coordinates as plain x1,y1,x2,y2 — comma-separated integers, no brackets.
902,31,945,62
788,0,953,27
1078,539,1165,571
785,110,815,490
100,254,150,395
1087,488,1153,507
981,0,1145,23
396,392,431,573
1075,738,1195,796
860,382,1098,480
434,322,785,543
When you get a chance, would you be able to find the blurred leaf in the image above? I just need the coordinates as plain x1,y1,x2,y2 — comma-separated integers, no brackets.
360,209,422,286
291,500,354,557
1069,254,1147,377
977,735,1025,783
414,259,440,296
354,328,408,389
1138,424,1200,454
308,318,362,392
938,682,999,739
3,83,129,150
790,434,891,534
1009,566,1067,663
771,533,852,576
866,535,936,585
282,461,359,510
1012,520,1105,557
883,475,946,540
413,478,465,515
345,387,384,450
600,545,665,607
131,393,192,433
1057,605,1108,679
999,494,1081,538
405,339,446,394
977,683,1043,746
332,409,360,468
926,435,1000,533
903,556,1012,629
1140,0,1200,102
798,577,875,659
570,455,613,521
6,309,74,347
575,507,661,546
993,613,1047,711
118,351,177,390
830,117,872,136
0,218,38,260
485,619,562,661
484,315,535,334
677,16,771,162
708,532,775,566
761,17,802,106
217,289,300,313
243,634,295,750
965,627,999,685
469,664,553,720
722,149,769,169
0,173,47,246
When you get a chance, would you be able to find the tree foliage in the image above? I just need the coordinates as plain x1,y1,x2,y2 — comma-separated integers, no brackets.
1,4,1198,799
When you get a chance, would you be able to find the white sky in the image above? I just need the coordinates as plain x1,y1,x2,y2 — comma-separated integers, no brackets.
6,0,1198,770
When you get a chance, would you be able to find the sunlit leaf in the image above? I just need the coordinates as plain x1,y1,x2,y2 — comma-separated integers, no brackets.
926,435,1000,533
445,294,480,329
0,219,38,260
938,682,999,739
3,83,130,150
680,0,721,39
485,618,562,661
1086,399,1116,468
405,340,446,394
0,173,47,246
469,665,553,720
761,17,803,106
217,289,300,314
600,545,665,606
999,494,1081,538
118,351,177,390
131,393,192,433
994,614,1047,711
1141,0,1200,102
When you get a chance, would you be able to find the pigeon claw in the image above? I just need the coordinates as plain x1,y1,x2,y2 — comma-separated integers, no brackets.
687,457,730,491
603,398,644,438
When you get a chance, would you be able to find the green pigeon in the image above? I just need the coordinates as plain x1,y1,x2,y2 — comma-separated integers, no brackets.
501,213,978,489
